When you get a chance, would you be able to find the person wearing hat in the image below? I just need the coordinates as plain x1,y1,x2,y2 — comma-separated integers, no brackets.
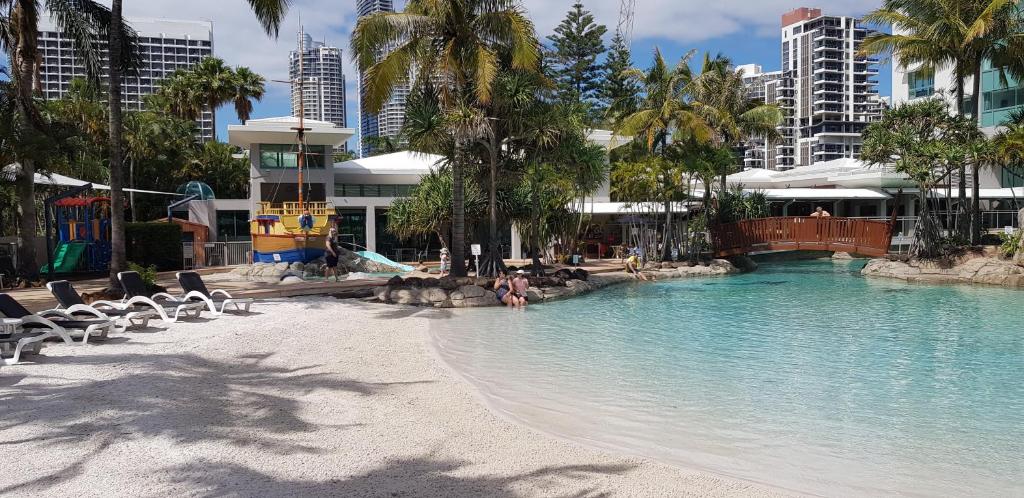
439,247,450,277
510,269,530,307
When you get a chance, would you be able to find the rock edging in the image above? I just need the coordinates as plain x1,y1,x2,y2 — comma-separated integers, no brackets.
861,256,1024,288
373,258,746,308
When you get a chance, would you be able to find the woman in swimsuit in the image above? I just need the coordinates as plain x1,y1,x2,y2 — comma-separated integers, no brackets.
493,270,514,307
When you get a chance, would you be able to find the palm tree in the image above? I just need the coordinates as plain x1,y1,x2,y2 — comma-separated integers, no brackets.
690,53,782,194
862,0,1024,243
105,0,288,285
189,57,235,130
616,48,714,260
365,135,402,156
230,66,264,124
352,0,540,277
0,0,134,278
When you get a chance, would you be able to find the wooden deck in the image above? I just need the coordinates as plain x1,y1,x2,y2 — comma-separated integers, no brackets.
711,217,894,258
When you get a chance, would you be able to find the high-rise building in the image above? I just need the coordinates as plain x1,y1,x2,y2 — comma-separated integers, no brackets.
737,64,783,169
357,0,410,157
770,8,881,169
37,17,215,141
290,32,347,150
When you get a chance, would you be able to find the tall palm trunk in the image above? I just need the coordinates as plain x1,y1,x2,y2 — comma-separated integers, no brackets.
449,143,467,277
661,199,672,261
107,0,128,287
970,65,985,245
13,160,38,278
529,175,544,276
479,136,505,276
13,32,40,279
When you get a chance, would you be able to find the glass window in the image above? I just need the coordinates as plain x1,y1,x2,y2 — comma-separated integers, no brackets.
907,69,935,99
258,144,326,169
215,210,251,241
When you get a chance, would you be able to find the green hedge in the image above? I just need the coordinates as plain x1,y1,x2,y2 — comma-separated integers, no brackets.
126,223,183,271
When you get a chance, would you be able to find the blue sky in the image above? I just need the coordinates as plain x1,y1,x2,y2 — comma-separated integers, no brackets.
42,1,893,148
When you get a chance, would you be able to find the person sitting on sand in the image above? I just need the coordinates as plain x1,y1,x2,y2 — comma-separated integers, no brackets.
625,253,649,281
493,270,514,307
810,206,831,217
511,270,530,307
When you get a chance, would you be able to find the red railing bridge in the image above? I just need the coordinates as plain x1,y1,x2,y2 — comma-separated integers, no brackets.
710,217,894,258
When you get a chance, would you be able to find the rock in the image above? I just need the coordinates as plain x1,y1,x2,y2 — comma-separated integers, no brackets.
390,287,421,305
831,252,855,260
420,287,449,304
473,277,491,288
438,277,460,291
280,276,304,284
386,275,404,286
275,262,290,271
453,292,497,308
374,286,388,301
572,268,589,281
553,269,575,281
526,288,544,302
862,255,1024,288
456,285,486,299
289,262,305,272
726,255,758,272
422,277,440,288
404,277,424,288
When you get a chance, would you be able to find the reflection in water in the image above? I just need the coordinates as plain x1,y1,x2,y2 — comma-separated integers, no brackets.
431,260,1024,496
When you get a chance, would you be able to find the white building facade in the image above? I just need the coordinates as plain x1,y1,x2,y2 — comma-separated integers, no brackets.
290,32,347,150
37,17,215,141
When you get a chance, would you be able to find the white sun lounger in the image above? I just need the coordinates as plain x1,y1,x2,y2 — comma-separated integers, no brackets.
176,271,253,315
117,271,205,323
0,293,114,352
47,280,159,331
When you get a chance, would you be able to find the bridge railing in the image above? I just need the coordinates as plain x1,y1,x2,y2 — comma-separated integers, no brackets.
711,217,893,257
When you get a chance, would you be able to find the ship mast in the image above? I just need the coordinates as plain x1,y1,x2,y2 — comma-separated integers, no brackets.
293,24,310,210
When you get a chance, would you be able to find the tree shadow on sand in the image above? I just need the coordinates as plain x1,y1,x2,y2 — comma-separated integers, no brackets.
166,457,635,497
0,350,434,494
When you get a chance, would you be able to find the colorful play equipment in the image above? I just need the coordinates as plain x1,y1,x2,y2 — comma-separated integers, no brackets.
40,197,112,273
251,201,333,263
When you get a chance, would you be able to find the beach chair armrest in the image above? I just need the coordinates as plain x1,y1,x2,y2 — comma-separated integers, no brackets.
18,315,75,345
38,309,75,320
183,290,210,302
90,300,125,310
64,304,109,320
210,289,233,299
150,292,180,302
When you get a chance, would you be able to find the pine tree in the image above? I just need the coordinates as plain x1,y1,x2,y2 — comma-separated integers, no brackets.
599,31,639,127
546,2,607,120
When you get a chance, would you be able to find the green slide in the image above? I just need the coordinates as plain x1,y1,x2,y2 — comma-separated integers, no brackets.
40,242,87,274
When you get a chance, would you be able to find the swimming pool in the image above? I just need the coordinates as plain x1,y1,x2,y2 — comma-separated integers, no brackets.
430,259,1024,496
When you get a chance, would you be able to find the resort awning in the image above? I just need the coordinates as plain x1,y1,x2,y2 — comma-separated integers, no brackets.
760,188,891,201
930,187,1024,199
3,164,180,195
582,201,690,215
334,151,445,175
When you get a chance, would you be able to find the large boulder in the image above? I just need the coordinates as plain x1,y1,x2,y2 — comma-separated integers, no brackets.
419,287,450,305
437,277,460,291
403,276,424,288
390,287,421,305
572,268,589,281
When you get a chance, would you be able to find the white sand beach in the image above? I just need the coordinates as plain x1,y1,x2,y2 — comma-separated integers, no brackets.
0,297,789,497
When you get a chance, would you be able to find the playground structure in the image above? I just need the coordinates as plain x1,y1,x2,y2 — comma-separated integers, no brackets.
41,196,112,273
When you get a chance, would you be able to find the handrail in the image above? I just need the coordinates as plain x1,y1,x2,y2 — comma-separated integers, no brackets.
711,216,894,257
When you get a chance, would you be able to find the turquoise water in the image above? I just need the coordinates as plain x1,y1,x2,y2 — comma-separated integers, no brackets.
429,260,1024,496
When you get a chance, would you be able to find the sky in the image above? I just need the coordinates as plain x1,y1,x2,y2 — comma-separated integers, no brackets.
99,0,892,148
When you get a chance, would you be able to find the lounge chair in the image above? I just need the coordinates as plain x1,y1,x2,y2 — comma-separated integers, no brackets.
117,271,205,323
46,280,159,331
0,293,114,347
176,271,253,314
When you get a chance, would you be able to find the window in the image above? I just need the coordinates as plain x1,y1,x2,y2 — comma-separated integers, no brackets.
907,68,935,99
216,210,251,241
258,144,327,169
334,184,416,197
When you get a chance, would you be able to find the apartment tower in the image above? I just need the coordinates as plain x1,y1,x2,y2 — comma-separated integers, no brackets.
37,17,215,140
290,32,348,150
356,0,410,157
772,8,881,169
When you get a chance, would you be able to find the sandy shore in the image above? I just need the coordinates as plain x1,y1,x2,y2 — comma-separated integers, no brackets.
0,297,789,497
